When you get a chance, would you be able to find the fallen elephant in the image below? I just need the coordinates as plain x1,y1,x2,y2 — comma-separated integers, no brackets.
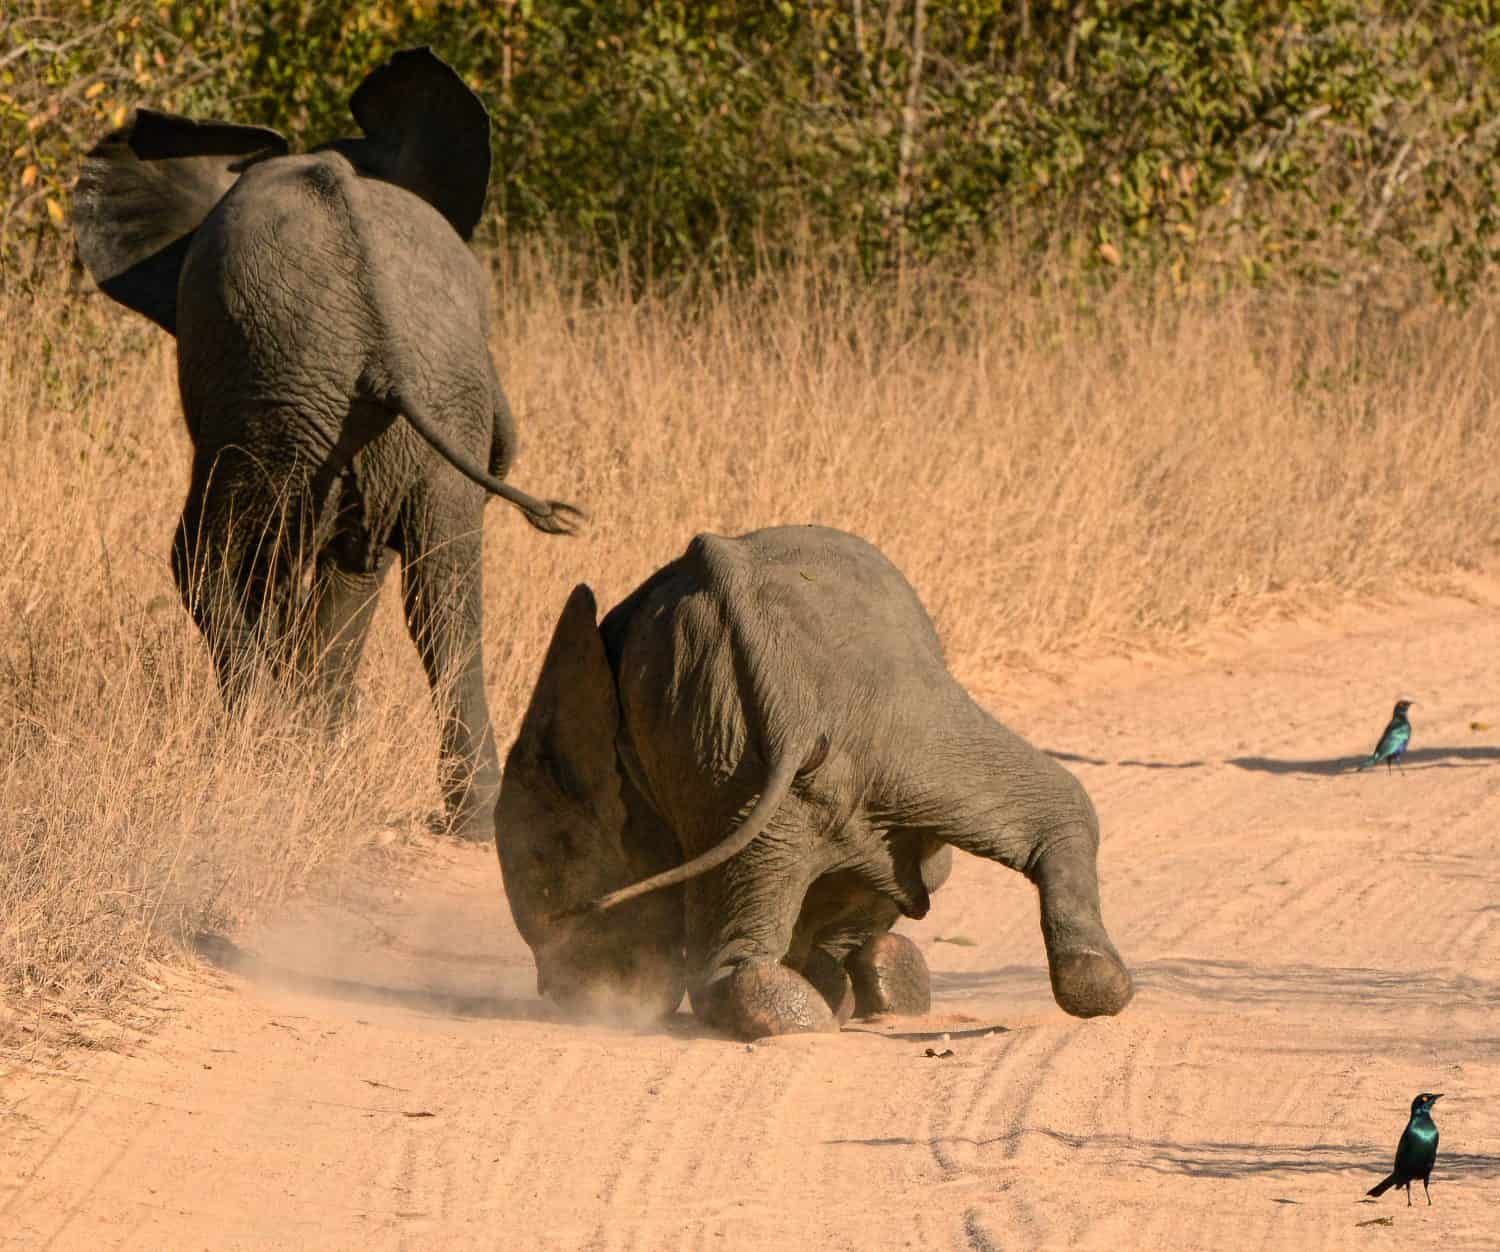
496,525,1134,1038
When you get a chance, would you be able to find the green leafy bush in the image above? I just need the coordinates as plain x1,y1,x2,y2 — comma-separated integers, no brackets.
3,1,1498,294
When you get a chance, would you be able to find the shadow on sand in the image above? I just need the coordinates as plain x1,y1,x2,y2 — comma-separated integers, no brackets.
1227,746,1500,776
824,1124,1500,1182
843,1023,1010,1043
196,934,1027,1043
192,934,834,1042
1046,749,1206,770
1046,745,1500,776
194,932,557,1024
933,958,1500,1013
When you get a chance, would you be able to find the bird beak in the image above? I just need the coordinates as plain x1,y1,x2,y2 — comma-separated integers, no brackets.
1431,1093,1443,1101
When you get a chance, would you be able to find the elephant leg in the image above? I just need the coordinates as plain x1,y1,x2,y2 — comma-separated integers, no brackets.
685,850,838,1039
788,868,929,1021
173,457,237,700
397,505,498,840
698,959,841,1039
802,924,932,1021
301,550,394,725
172,447,293,707
789,872,890,1024
840,838,939,1015
798,949,856,1025
848,932,931,1017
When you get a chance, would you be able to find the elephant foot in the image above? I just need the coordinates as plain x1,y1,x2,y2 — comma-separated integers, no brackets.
434,791,500,843
698,960,840,1039
449,814,496,844
1048,948,1134,1018
848,932,931,1017
799,951,856,1025
428,808,494,842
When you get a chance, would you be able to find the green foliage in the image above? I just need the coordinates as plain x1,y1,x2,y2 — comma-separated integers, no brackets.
3,0,1499,295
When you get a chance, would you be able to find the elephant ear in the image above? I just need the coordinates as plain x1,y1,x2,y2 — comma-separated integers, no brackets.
74,110,288,334
512,585,625,825
345,46,491,241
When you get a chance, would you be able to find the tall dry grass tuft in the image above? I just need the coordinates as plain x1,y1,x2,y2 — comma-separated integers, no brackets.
3,249,1499,1014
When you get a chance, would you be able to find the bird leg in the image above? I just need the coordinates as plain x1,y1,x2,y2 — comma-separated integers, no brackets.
1406,1181,1413,1206
1423,1177,1431,1205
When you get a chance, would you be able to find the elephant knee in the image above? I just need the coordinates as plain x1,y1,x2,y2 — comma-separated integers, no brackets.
848,932,931,1017
800,950,855,1024
695,960,840,1039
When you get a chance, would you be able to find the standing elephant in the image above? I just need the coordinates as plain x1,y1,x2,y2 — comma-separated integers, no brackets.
73,48,579,837
495,525,1134,1038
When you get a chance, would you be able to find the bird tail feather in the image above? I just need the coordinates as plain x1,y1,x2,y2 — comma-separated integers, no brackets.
1366,1173,1398,1198
1357,755,1378,771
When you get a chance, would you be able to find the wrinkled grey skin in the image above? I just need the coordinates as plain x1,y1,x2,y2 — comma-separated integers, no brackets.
72,48,578,837
496,525,1134,1038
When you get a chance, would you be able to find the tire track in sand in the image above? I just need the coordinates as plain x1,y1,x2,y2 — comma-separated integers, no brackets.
582,1041,745,1252
908,1027,1076,1247
10,583,1500,1250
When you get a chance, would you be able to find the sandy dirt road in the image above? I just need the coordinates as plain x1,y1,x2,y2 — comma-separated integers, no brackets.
3,585,1499,1250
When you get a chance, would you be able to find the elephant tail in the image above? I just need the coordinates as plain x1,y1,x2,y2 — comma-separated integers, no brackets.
394,390,584,536
571,744,809,918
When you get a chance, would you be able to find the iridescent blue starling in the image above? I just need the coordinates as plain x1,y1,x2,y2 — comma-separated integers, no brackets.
1367,1092,1441,1205
1357,700,1414,773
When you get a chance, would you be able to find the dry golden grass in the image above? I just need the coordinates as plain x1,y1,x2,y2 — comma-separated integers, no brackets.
3,248,1499,1017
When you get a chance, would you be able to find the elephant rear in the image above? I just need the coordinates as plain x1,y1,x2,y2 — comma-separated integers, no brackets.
75,48,569,838
177,151,495,456
602,525,955,840
600,525,1135,1024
